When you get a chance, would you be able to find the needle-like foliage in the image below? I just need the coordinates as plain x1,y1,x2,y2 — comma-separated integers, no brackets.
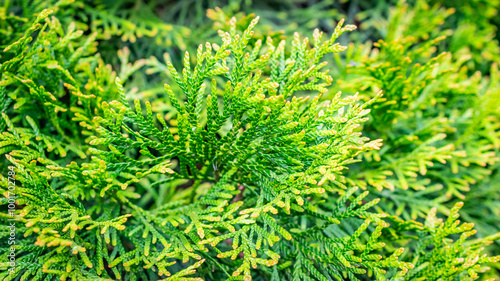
1,2,499,281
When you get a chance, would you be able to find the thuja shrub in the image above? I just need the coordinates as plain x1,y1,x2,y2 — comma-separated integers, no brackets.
0,8,499,281
332,0,500,218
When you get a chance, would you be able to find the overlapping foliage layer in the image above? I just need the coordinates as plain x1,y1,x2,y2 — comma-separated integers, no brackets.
1,0,499,280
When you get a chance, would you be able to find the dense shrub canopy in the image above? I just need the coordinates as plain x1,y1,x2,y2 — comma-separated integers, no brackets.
1,0,499,280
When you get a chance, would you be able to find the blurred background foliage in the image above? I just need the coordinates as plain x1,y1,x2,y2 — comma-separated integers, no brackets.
1,0,499,278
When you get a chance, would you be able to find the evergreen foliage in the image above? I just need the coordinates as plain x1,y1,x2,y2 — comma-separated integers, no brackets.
1,0,499,280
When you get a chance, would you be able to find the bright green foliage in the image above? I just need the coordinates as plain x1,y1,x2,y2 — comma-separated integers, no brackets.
2,0,190,47
0,9,144,162
0,13,408,281
87,16,415,278
329,0,500,222
401,202,500,280
1,1,500,281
